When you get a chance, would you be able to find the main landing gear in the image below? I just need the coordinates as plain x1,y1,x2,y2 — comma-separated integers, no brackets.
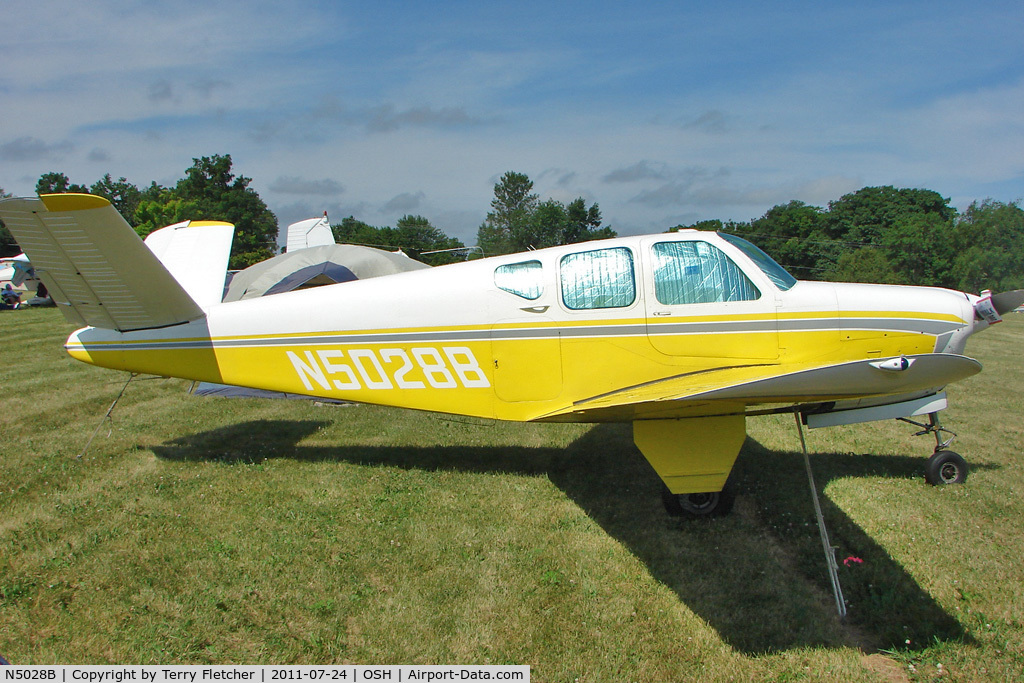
662,483,736,517
899,412,969,486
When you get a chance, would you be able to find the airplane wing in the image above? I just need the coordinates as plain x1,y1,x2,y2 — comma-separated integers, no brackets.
540,353,982,422
0,194,205,331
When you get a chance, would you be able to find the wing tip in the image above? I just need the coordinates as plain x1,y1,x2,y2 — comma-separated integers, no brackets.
40,193,111,212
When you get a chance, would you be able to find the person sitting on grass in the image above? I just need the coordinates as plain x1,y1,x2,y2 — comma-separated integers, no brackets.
1,283,21,309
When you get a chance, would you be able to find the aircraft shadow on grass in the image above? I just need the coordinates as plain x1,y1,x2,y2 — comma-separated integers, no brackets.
152,418,983,655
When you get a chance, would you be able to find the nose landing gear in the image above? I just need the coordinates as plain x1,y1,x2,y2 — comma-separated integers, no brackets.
899,412,968,486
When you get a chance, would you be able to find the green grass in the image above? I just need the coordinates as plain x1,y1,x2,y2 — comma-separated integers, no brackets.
2,307,1023,680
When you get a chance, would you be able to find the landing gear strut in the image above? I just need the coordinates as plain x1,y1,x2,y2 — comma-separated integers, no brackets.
898,411,969,486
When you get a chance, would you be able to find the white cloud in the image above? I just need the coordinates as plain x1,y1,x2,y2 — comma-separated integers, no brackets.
2,1,1022,241
0,137,73,162
381,192,426,214
269,176,345,196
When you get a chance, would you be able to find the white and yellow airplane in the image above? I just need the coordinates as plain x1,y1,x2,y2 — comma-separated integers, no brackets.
3,193,1021,516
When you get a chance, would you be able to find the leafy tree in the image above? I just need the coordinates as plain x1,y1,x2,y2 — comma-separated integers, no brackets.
879,213,957,287
333,216,388,248
562,197,615,244
394,215,466,265
133,186,202,238
825,186,955,244
520,198,614,250
175,155,278,269
829,247,900,284
477,171,539,256
332,215,467,266
808,186,956,283
737,201,828,280
36,172,88,195
672,218,724,233
90,174,142,226
952,200,1024,294
476,172,614,255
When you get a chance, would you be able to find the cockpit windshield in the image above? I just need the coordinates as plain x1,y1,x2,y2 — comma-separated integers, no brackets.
718,233,798,291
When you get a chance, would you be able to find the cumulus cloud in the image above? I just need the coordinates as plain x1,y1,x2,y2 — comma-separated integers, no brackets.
147,78,231,106
190,78,230,99
269,176,345,196
382,191,426,213
603,160,672,183
625,167,729,207
0,137,73,162
681,110,729,133
87,148,111,162
538,168,577,188
148,79,175,103
629,171,863,211
365,104,488,133
247,99,492,144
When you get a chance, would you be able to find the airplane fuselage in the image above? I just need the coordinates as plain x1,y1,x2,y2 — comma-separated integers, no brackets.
66,230,979,423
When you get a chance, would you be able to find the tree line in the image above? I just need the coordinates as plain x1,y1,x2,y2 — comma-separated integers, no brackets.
0,155,278,269
3,158,1021,293
330,171,614,264
679,186,1024,293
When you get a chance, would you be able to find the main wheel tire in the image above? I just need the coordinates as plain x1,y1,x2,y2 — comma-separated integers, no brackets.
925,450,968,486
662,483,735,517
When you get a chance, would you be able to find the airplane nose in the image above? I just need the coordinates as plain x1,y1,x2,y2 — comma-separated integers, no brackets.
944,287,1024,354
973,290,1002,326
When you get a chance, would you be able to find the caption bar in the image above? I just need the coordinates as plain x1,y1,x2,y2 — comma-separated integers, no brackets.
1,666,529,683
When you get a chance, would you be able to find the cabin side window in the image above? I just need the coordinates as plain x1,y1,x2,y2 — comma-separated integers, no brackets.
494,260,544,300
560,247,636,310
652,241,760,305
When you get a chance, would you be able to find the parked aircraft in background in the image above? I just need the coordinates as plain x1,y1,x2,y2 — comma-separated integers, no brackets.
285,212,334,252
0,252,39,292
2,193,1021,518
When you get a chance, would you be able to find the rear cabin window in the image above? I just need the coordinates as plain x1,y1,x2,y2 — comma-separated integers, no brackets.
494,260,544,300
560,247,636,310
652,241,760,305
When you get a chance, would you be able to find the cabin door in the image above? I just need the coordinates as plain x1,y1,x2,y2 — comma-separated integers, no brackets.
641,237,779,360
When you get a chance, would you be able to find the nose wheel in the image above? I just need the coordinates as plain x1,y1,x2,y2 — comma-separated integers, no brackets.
899,412,969,486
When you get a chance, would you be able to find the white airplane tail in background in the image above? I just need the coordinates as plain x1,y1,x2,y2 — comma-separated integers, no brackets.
0,194,220,331
285,212,334,252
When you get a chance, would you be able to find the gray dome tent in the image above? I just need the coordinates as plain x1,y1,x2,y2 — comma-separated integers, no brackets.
223,243,429,302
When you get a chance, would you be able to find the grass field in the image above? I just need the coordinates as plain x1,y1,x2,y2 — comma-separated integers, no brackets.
1,307,1022,680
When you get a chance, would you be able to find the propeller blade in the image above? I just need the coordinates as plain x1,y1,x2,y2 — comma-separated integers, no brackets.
992,289,1024,315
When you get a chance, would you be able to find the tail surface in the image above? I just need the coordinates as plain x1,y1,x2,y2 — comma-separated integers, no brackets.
0,194,205,331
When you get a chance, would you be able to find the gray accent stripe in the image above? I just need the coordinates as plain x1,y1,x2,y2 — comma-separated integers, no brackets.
70,315,965,352
648,320,778,335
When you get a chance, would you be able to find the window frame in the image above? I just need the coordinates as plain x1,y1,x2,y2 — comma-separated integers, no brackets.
558,246,638,311
494,259,545,301
649,239,761,306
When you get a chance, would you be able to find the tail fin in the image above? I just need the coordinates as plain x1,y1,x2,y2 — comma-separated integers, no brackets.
0,194,205,331
144,219,235,309
285,212,334,252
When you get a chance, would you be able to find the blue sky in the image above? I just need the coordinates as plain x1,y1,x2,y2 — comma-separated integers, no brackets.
2,1,1023,245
